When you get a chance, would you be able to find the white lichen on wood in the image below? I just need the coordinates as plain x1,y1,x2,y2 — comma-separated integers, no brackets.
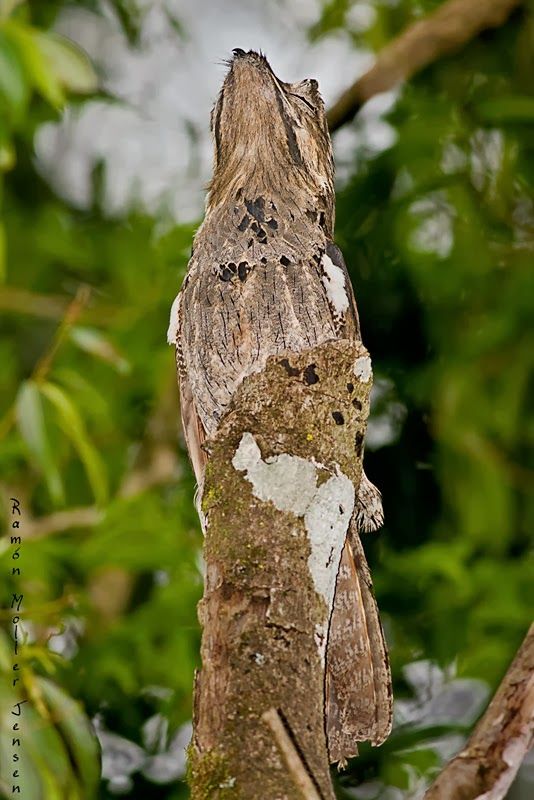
232,432,354,659
353,355,372,382
303,474,354,612
321,253,349,317
231,433,317,515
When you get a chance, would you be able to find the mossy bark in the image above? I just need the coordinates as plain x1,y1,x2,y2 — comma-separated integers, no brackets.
188,340,372,800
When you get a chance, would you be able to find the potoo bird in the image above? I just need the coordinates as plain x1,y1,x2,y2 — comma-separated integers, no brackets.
168,49,392,764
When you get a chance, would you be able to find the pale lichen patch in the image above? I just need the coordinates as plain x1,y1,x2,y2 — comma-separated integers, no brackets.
353,355,372,382
232,432,354,660
321,253,349,317
231,432,317,515
304,472,355,612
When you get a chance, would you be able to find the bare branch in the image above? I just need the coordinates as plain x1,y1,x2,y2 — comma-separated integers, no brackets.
327,0,523,132
33,285,92,381
0,286,91,442
189,340,374,799
0,287,72,320
262,708,322,800
23,447,179,539
25,506,103,540
424,623,534,800
0,286,116,323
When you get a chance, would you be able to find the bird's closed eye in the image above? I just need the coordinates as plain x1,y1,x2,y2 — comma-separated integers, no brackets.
288,93,315,112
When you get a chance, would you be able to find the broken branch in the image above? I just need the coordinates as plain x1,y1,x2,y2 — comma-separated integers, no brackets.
424,623,534,800
327,0,523,131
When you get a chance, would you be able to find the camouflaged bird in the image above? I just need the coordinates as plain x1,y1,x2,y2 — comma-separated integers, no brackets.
167,49,392,764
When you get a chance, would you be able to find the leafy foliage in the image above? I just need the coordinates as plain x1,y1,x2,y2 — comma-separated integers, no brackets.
0,1,532,799
326,0,534,793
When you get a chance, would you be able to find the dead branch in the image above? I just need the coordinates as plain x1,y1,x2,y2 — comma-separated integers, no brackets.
189,340,373,799
424,623,534,800
327,0,523,131
0,286,116,323
22,445,178,539
24,506,103,539
262,708,322,800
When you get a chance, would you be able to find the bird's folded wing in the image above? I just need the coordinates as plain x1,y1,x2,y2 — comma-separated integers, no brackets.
325,530,392,765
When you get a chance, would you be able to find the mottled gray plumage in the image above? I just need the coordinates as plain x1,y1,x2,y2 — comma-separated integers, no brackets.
168,49,392,763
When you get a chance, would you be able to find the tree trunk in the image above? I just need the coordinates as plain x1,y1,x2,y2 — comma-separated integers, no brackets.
188,339,373,799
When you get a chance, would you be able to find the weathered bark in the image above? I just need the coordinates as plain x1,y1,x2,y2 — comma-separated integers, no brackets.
424,624,534,800
327,0,523,131
188,340,373,799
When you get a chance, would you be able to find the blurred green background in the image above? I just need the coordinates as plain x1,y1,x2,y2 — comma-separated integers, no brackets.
0,1,532,798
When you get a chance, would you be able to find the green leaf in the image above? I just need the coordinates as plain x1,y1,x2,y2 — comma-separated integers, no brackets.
0,682,73,799
35,31,98,94
0,28,29,121
15,380,64,503
0,629,10,672
0,139,15,171
0,0,25,19
0,689,47,800
70,326,131,374
38,677,101,799
0,220,6,281
5,20,65,107
475,95,534,124
40,381,108,505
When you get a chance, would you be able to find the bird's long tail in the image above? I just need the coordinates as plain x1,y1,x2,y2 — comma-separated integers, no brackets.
325,526,392,765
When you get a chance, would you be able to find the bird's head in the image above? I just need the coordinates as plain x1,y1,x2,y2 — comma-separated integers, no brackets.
208,50,334,214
